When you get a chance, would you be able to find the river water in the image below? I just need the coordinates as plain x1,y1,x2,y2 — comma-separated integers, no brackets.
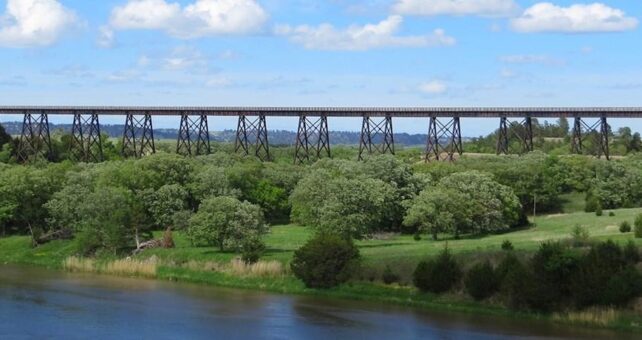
0,265,635,339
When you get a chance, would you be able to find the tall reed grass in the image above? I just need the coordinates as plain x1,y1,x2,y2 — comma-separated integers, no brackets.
553,307,619,327
227,258,285,277
62,256,157,277
63,256,95,272
103,258,157,277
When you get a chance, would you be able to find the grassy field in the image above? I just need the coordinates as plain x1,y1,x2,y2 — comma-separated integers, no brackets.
1,208,642,332
139,207,642,269
3,207,642,266
3,207,641,275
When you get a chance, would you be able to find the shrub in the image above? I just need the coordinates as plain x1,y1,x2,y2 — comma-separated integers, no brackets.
413,247,462,293
601,266,642,307
570,224,590,247
497,253,534,309
501,240,514,251
585,194,599,213
635,214,642,238
465,261,499,300
241,237,266,264
619,221,632,233
609,211,615,217
571,241,628,308
595,204,603,216
413,232,421,241
624,241,640,264
529,242,579,311
291,232,360,289
382,265,400,284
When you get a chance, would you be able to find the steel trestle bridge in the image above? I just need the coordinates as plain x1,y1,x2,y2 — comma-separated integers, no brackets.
2,106,639,163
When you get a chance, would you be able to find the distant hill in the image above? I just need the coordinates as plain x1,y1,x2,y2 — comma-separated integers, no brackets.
0,121,470,146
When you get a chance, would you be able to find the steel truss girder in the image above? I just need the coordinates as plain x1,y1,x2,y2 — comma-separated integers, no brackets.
294,114,330,164
235,114,271,161
122,113,155,158
571,116,610,160
176,113,211,156
71,113,103,162
425,116,463,162
496,116,534,155
16,111,52,163
359,114,394,160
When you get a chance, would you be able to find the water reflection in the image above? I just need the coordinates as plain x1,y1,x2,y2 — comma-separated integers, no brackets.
0,265,636,340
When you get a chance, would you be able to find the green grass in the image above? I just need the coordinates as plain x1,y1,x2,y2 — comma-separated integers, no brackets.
0,236,76,268
5,207,640,271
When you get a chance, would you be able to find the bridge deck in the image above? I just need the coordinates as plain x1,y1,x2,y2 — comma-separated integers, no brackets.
1,106,642,118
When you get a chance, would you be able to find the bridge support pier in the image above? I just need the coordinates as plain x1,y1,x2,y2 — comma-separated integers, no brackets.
425,116,462,162
496,116,534,155
122,113,155,158
359,114,394,160
71,112,103,162
16,111,52,163
235,114,270,161
294,114,330,164
177,113,210,156
571,116,610,160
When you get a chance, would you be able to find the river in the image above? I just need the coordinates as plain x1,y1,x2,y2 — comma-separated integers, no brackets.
0,265,635,339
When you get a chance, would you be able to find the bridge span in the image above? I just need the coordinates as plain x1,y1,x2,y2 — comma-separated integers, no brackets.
1,106,637,163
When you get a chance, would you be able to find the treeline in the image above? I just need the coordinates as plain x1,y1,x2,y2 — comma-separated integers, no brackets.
466,117,642,156
3,149,642,246
0,122,433,146
414,152,642,215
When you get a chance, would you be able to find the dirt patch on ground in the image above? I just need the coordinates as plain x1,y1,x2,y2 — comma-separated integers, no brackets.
531,236,554,242
545,213,568,219
604,225,619,232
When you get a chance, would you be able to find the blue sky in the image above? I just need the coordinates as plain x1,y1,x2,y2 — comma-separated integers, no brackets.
0,0,641,134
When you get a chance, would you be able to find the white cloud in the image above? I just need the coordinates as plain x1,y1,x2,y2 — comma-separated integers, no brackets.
106,69,144,82
217,49,240,60
161,46,208,71
511,3,638,33
418,80,447,94
109,0,268,38
138,55,152,67
138,46,212,72
97,26,115,48
0,0,79,48
393,0,518,17
499,54,564,66
275,15,455,51
206,76,234,87
500,68,517,78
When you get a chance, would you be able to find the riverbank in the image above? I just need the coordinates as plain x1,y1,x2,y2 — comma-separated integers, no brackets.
1,223,642,333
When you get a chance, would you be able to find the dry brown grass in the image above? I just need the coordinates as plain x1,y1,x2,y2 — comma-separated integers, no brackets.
178,258,286,277
63,256,95,272
553,307,619,327
62,256,158,277
103,258,157,277
227,258,285,278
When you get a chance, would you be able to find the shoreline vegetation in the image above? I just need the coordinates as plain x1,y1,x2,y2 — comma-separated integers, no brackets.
2,216,641,333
